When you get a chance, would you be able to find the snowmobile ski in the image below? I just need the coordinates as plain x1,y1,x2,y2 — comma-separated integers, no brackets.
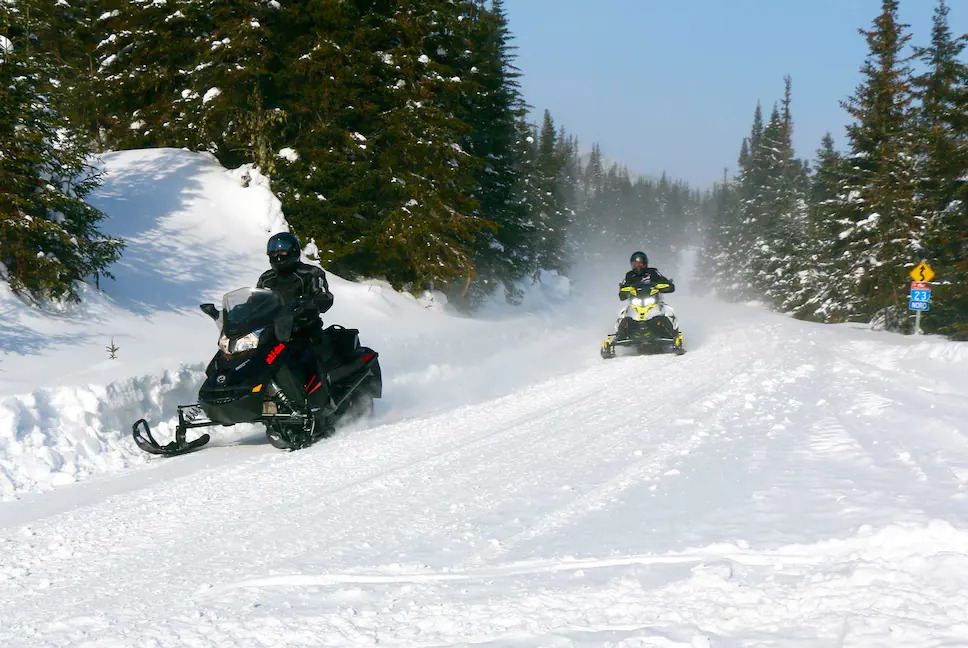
132,418,211,457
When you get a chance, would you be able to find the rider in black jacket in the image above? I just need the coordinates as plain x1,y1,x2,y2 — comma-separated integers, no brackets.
257,232,335,429
619,251,674,299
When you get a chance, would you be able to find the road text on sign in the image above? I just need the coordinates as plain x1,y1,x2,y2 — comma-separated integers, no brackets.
908,300,930,312
911,281,929,290
909,262,935,282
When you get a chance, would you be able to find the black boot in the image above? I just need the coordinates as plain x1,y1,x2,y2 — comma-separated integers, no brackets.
306,370,336,440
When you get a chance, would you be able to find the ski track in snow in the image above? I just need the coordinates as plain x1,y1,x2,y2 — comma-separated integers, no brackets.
2,298,968,647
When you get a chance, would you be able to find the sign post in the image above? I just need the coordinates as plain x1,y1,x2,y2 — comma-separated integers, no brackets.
907,261,936,334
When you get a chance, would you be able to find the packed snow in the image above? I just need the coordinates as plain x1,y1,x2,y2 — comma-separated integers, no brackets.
1,149,967,647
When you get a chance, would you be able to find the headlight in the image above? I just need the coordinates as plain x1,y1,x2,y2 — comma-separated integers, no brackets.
631,297,656,307
219,328,263,354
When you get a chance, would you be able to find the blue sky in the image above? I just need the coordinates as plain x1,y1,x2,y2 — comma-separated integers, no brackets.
503,0,968,188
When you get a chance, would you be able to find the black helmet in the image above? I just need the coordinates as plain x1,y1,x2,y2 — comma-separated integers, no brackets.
630,251,648,274
267,232,300,273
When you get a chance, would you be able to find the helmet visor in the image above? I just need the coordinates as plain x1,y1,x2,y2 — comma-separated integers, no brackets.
267,237,297,254
631,260,645,269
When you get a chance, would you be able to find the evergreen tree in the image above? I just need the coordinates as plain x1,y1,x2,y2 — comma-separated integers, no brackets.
0,1,123,301
448,0,535,306
93,0,202,149
367,0,487,290
20,0,584,303
179,0,284,171
914,0,968,337
836,0,920,326
32,0,113,148
531,109,569,272
798,133,846,320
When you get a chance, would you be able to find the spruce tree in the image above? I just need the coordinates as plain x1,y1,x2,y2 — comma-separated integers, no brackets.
798,133,846,320
531,109,569,272
449,0,535,306
346,1,488,290
837,0,920,326
179,0,283,170
32,0,112,149
94,0,203,149
914,0,968,336
0,1,123,302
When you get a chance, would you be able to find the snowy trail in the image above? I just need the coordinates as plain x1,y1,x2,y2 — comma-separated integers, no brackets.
2,294,967,647
3,150,968,646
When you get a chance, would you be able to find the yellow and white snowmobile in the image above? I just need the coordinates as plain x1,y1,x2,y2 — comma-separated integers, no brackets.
601,280,685,359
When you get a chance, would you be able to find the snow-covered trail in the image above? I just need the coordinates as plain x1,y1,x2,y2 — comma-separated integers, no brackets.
2,292,967,647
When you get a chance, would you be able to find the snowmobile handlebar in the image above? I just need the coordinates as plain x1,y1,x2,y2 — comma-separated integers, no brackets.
621,282,673,297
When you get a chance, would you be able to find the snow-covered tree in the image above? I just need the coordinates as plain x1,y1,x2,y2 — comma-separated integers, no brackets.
914,0,968,337
835,0,921,326
0,1,123,302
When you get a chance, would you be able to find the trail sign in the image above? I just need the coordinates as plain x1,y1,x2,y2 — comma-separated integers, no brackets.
911,281,929,290
909,300,930,311
910,288,932,303
910,262,935,282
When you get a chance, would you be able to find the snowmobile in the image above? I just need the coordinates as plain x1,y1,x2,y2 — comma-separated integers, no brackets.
132,287,382,457
600,280,685,359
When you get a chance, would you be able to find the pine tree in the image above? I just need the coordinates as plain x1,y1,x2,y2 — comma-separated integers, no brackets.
531,109,569,272
798,133,846,320
269,0,382,276
32,0,113,149
448,0,535,306
914,0,968,337
756,81,809,311
0,1,123,301
836,0,921,326
95,0,207,149
179,0,284,170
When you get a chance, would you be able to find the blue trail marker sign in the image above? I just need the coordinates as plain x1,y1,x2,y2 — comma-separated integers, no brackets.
907,261,936,334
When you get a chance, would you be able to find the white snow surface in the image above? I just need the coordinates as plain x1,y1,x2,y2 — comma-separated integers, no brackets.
2,150,968,647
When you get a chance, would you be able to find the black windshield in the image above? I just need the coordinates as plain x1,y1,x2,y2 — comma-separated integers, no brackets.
220,288,282,335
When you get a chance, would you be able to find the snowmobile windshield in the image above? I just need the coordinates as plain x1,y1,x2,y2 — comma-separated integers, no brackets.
220,288,283,336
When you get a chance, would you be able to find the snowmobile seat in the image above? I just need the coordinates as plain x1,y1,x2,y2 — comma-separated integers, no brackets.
325,325,361,362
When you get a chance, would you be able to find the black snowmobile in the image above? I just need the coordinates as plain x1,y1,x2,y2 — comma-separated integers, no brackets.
132,287,382,456
600,280,685,359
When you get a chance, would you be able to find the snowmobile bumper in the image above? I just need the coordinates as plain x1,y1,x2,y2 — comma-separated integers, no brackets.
198,384,264,425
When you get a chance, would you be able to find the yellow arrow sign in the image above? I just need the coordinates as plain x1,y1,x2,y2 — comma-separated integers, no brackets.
909,262,935,283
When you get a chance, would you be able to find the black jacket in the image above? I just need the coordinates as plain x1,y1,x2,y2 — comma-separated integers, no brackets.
619,267,674,300
257,262,334,329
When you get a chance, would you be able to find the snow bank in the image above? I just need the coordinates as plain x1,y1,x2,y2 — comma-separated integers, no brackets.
0,149,291,498
0,366,203,495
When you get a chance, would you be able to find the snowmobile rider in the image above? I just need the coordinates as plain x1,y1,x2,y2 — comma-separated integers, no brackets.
257,232,335,428
614,251,675,341
619,251,674,300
